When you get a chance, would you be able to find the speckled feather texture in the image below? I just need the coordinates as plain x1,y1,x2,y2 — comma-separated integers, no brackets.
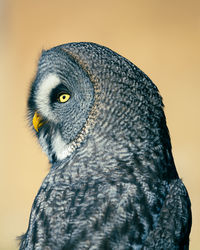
20,42,191,249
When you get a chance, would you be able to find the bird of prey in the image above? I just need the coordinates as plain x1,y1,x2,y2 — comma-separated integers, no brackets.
19,42,191,250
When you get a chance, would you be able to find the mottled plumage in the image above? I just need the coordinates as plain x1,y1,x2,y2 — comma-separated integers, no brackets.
20,42,191,249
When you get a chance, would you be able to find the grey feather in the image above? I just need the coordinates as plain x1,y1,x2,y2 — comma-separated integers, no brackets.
19,42,191,250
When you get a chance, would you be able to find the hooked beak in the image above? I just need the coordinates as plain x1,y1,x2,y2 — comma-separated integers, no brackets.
32,112,46,132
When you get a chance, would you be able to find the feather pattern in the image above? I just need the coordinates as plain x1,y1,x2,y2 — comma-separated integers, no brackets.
20,42,191,249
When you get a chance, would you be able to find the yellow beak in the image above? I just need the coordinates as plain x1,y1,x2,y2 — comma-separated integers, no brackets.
32,112,45,132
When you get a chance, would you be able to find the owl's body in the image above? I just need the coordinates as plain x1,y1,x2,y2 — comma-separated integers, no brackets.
20,43,191,249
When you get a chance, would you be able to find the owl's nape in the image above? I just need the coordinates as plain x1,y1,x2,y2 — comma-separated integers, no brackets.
20,42,191,249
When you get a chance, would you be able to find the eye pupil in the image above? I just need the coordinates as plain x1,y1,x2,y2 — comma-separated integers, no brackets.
58,93,70,103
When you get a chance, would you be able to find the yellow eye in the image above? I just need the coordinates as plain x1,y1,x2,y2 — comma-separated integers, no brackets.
58,93,70,103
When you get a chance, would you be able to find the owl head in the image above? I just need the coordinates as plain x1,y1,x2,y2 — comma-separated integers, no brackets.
28,42,174,178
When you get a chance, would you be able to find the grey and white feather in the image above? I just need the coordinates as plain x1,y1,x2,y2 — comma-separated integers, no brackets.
19,42,191,250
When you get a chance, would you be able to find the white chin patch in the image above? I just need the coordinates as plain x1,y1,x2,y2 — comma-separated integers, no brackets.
35,74,60,121
38,130,49,157
52,131,74,161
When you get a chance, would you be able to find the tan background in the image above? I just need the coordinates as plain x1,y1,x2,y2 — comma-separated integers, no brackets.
1,0,199,249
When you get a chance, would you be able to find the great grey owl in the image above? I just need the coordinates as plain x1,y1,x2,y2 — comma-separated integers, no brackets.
19,42,191,249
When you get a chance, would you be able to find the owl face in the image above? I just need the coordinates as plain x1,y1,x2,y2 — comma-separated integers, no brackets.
28,48,94,163
28,42,167,168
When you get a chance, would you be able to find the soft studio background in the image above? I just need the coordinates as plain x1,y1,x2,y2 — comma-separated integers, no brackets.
1,0,199,249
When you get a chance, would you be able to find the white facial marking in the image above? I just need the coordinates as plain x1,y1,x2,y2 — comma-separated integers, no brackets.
38,130,49,156
52,131,74,160
36,74,60,121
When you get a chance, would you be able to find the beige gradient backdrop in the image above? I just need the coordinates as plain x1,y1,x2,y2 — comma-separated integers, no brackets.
1,0,200,249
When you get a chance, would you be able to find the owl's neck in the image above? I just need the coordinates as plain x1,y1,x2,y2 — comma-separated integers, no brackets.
45,112,178,182
51,124,178,182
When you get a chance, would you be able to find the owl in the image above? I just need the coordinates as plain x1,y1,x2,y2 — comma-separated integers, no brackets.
19,42,191,249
